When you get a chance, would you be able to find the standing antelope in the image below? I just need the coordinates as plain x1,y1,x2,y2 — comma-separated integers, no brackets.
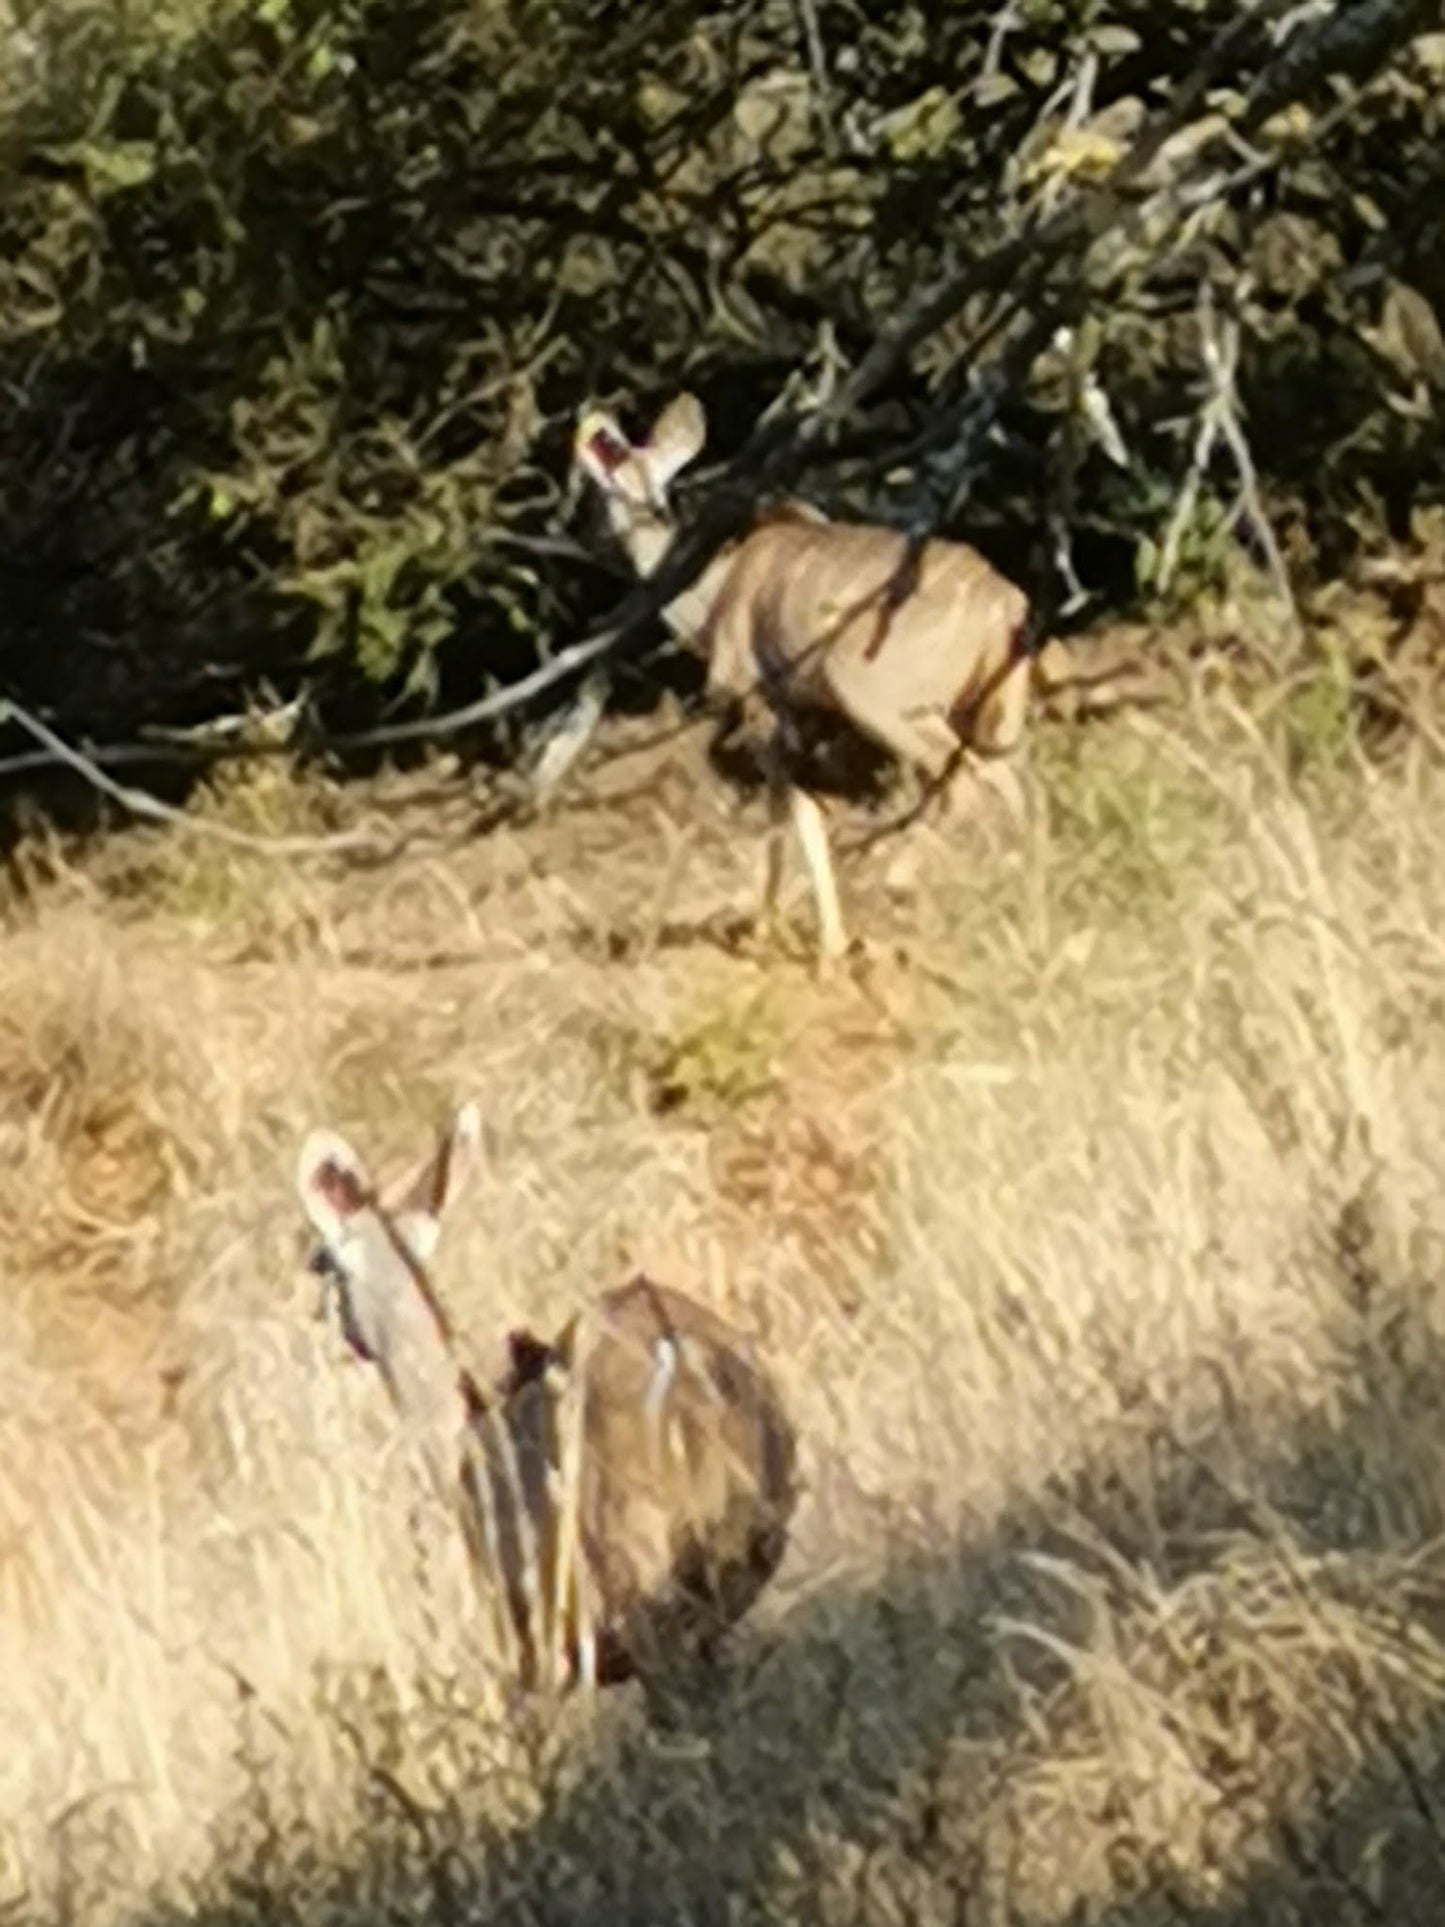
572,391,1041,965
296,1104,797,1693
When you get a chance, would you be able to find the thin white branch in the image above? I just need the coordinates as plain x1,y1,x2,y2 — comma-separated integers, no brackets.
980,2,1022,80
1156,282,1301,635
0,701,376,857
795,0,838,156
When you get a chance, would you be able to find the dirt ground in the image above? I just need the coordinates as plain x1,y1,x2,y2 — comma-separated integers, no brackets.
8,616,1445,1925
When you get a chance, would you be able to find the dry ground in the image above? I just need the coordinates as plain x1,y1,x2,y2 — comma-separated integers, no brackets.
6,665,1445,1926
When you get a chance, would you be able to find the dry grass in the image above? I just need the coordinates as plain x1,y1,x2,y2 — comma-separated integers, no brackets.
7,687,1445,1926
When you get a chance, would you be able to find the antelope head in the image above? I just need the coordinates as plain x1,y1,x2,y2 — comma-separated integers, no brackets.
571,390,709,579
295,1105,579,1688
295,1104,483,1492
293,1107,797,1698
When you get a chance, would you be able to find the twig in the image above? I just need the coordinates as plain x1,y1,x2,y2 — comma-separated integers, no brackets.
795,0,838,156
0,735,276,779
1158,280,1301,638
979,2,1023,83
0,701,375,856
519,666,612,804
320,622,624,750
1242,0,1438,132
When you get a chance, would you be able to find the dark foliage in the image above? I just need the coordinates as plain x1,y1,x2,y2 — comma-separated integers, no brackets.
0,0,1439,767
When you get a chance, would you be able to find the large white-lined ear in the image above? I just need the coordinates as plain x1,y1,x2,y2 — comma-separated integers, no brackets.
572,393,707,507
296,1122,467,1461
572,407,642,499
297,1127,375,1253
638,391,707,494
390,1100,482,1267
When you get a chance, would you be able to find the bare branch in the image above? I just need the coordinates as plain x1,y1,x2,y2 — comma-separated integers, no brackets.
0,702,376,857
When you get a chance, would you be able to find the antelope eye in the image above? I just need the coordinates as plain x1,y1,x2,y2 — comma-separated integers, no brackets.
307,1242,345,1281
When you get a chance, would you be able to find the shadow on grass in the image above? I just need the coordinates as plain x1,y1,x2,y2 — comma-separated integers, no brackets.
120,1204,1445,1927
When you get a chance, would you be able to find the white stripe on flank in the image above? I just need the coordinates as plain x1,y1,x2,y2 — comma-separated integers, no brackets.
549,1315,593,1691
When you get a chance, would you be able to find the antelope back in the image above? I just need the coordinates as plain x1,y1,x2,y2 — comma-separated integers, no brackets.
569,1276,798,1674
464,1278,797,1689
704,516,1033,749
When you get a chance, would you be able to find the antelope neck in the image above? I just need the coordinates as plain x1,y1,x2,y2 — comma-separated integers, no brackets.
615,512,734,638
375,1201,456,1350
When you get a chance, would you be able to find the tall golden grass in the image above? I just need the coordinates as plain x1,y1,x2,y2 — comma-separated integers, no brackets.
5,695,1445,1925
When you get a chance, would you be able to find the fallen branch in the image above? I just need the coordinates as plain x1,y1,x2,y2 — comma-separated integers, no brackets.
0,701,376,857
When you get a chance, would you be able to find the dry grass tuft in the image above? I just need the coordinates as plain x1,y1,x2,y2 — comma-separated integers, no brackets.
7,694,1445,1924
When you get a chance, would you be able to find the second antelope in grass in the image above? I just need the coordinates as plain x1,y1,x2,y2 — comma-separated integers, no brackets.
573,391,1042,964
296,1105,798,1692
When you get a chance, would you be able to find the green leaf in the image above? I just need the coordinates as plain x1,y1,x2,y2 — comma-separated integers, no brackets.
40,139,158,197
1091,24,1143,55
973,72,1020,107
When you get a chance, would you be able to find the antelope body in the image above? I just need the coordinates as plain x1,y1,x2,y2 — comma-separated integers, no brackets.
297,1106,797,1692
573,391,1039,963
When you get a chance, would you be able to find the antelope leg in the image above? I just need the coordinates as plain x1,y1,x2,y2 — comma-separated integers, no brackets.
976,752,1027,826
944,748,1027,829
549,1357,589,1695
757,723,791,936
789,785,848,965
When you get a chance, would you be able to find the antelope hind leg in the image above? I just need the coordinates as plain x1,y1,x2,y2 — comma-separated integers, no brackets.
882,740,1025,891
944,748,1027,830
979,752,1027,826
753,724,791,946
829,695,958,895
758,789,789,941
869,715,960,893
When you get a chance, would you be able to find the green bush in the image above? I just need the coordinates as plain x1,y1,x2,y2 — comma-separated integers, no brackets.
0,0,1440,756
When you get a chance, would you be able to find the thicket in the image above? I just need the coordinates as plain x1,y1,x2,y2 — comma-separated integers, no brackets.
0,0,1440,776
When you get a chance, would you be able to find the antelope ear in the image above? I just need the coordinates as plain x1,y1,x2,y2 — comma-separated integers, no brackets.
296,1128,374,1252
391,1100,483,1266
549,1309,584,1372
639,391,707,492
572,408,638,494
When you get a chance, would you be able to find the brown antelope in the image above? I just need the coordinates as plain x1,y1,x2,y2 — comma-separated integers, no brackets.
296,1104,797,1694
572,390,1040,965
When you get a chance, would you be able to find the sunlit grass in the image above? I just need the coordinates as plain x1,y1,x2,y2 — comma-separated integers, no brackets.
5,693,1445,1923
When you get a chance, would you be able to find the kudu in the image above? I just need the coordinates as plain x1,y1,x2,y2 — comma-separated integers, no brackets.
572,391,1040,965
296,1105,797,1693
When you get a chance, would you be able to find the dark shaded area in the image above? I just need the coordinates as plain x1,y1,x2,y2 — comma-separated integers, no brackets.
0,0,1440,836
91,1184,1445,1925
